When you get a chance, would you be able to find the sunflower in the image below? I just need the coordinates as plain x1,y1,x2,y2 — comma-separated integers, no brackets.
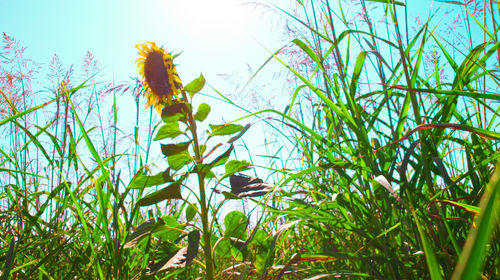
136,42,183,112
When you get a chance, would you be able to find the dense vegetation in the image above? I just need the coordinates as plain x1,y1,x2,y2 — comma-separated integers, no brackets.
1,1,499,279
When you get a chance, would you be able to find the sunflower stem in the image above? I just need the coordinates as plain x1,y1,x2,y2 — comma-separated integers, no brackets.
182,89,215,280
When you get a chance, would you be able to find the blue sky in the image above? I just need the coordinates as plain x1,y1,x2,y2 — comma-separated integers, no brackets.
1,0,286,86
1,0,462,106
0,0,291,160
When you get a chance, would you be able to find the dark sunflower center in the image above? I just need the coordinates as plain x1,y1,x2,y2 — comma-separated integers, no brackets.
144,51,171,98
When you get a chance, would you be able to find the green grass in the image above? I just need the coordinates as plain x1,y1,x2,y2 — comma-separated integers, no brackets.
1,0,499,279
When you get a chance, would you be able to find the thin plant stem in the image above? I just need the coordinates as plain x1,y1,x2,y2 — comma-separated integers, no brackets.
181,89,215,280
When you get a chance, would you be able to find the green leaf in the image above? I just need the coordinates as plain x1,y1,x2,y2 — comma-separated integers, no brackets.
154,122,183,141
197,144,234,176
194,103,211,122
155,216,185,241
199,144,207,155
209,124,244,136
223,160,252,179
222,191,242,200
134,125,139,145
124,218,162,248
224,211,248,238
185,73,206,95
146,247,187,275
411,210,443,280
292,38,322,67
167,150,193,171
348,51,368,117
227,123,252,144
231,246,244,262
436,200,481,215
185,204,198,221
161,141,191,157
208,144,233,167
214,237,232,258
205,170,216,179
137,182,182,206
127,170,173,189
250,229,270,248
161,102,189,123
452,163,500,280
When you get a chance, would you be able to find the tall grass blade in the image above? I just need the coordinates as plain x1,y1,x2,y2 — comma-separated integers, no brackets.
451,162,500,280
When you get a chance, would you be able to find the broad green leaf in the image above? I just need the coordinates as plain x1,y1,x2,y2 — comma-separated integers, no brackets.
154,122,183,140
214,237,232,258
205,170,216,179
224,211,248,238
223,160,252,178
137,182,182,206
197,144,234,176
194,103,211,122
127,170,173,189
209,124,244,136
146,247,187,275
124,218,161,248
161,141,191,157
167,150,193,171
186,204,198,221
185,73,205,95
161,102,189,123
231,246,244,262
154,216,185,241
255,249,267,274
227,123,252,144
249,229,270,248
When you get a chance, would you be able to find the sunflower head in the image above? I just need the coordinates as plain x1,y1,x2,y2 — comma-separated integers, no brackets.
136,42,183,112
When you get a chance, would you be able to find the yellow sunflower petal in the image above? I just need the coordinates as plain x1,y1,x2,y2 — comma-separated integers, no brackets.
136,42,184,111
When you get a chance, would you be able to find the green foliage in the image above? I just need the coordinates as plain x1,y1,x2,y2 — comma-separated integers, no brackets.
121,73,255,279
251,0,500,279
185,204,198,221
154,121,183,140
194,103,211,122
209,123,245,136
136,182,183,206
184,73,206,96
224,211,248,239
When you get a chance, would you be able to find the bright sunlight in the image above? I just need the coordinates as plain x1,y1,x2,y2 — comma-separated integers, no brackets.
171,0,257,43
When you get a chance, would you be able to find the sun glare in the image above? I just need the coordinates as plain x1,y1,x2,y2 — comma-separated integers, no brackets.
173,0,257,43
